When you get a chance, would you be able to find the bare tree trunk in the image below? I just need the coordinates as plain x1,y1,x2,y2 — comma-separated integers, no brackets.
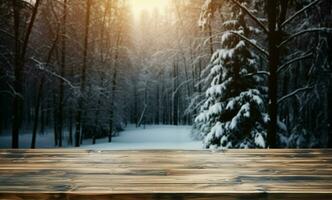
109,19,122,141
173,62,178,125
109,49,118,142
53,92,58,146
93,79,103,144
40,101,45,134
56,0,67,147
280,66,289,125
155,83,160,124
134,83,138,126
11,0,22,149
68,114,73,145
31,19,59,149
328,82,332,147
208,24,214,57
11,0,41,148
31,77,44,148
75,0,91,147
267,0,280,148
0,95,2,134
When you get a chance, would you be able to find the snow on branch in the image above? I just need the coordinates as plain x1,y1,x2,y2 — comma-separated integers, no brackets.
230,0,268,34
278,28,332,48
0,83,24,98
185,94,206,115
230,31,269,57
277,52,313,73
172,79,193,99
281,0,320,28
30,57,77,89
277,86,314,104
244,71,270,77
3,83,24,99
191,54,210,66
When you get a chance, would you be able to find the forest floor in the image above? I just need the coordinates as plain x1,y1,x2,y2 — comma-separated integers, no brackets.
0,125,202,150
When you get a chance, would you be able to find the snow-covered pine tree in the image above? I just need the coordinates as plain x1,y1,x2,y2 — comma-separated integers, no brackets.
195,0,269,149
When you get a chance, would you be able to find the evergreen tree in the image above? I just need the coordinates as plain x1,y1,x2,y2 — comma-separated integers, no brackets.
195,0,269,149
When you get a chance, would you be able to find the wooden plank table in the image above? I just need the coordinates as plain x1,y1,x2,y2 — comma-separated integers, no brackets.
0,149,332,199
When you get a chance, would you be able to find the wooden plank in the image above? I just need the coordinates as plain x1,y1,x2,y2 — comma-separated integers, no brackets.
0,149,331,199
1,193,332,200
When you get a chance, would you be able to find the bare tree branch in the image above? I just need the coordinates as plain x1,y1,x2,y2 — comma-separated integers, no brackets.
278,86,314,104
30,57,77,89
7,83,23,99
277,52,313,73
278,28,332,48
281,0,320,28
173,79,193,99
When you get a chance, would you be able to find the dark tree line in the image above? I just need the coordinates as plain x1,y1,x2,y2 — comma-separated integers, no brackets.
0,0,133,148
1,0,210,148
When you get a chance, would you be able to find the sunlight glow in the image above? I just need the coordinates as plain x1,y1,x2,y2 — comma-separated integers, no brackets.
129,0,169,18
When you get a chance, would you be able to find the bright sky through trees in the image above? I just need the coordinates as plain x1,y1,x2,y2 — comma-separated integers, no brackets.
129,0,169,18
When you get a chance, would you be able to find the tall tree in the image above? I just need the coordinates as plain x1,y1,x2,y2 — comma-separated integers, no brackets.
11,0,42,148
266,0,279,147
56,0,68,147
75,0,91,147
196,0,268,149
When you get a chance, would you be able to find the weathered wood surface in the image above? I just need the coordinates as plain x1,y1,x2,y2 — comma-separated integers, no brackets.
0,149,332,200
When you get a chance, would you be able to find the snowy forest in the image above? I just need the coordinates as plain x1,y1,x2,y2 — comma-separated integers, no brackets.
0,0,331,149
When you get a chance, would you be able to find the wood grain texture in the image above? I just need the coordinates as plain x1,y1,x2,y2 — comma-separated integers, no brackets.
0,149,332,200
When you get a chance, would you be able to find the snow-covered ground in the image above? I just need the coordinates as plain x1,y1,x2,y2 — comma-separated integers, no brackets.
82,125,202,150
0,129,59,148
0,125,203,150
